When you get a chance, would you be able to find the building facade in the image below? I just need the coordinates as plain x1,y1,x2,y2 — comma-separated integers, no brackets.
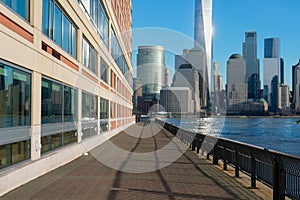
263,38,280,112
172,64,201,114
242,31,260,100
174,47,208,108
277,84,290,113
160,87,193,114
226,54,248,113
294,64,300,113
0,0,134,195
194,0,212,104
292,60,300,110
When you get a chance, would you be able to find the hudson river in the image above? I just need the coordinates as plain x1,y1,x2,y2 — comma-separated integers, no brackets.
165,117,300,158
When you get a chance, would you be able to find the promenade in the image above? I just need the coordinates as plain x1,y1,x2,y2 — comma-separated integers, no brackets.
1,122,262,199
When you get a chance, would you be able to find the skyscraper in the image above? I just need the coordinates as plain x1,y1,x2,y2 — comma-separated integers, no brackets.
137,46,166,95
194,0,213,104
136,46,166,113
242,31,260,100
226,54,248,112
294,62,300,113
292,60,300,109
263,38,280,112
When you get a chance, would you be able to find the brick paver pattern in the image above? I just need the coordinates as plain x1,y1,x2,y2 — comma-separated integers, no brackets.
1,122,262,200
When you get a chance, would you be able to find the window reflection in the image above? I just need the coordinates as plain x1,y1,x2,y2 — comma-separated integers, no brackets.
0,63,31,128
1,0,30,21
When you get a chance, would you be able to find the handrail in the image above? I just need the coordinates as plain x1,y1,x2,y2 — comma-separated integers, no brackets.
156,118,300,200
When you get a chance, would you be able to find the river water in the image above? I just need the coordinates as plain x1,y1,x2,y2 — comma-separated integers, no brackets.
164,117,300,158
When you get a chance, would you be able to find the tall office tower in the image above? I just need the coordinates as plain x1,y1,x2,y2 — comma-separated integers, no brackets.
277,84,290,113
172,64,201,114
137,46,166,96
194,0,213,105
226,54,248,112
0,0,134,191
294,63,300,113
174,47,208,108
280,58,284,84
263,38,280,112
292,60,300,109
212,62,222,112
242,31,260,100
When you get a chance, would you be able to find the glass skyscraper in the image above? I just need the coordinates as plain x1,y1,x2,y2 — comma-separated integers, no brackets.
242,31,260,100
194,0,213,105
263,38,280,112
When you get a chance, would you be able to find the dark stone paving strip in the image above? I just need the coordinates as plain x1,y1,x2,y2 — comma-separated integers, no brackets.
1,122,262,200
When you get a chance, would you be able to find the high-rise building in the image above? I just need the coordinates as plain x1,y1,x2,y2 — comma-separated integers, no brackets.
294,63,300,113
172,64,201,114
174,47,208,108
132,78,143,114
137,46,166,96
194,0,213,104
263,38,280,112
280,58,284,85
242,31,260,100
278,84,290,113
212,62,223,113
292,59,300,109
0,0,134,193
226,54,248,112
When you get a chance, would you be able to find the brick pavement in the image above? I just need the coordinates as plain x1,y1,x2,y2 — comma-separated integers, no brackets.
1,122,262,200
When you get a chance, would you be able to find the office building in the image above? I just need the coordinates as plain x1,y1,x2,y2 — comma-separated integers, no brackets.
294,63,300,113
292,59,300,109
160,87,193,114
137,46,165,95
194,0,212,103
242,31,260,100
278,84,290,113
263,38,280,112
226,54,248,113
280,58,284,85
174,47,208,108
172,64,201,114
136,46,166,114
212,62,223,113
0,0,134,194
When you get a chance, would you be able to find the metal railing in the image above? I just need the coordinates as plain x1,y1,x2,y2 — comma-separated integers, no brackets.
156,119,300,200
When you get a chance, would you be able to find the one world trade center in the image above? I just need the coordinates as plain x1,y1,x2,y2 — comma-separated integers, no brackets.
194,0,213,106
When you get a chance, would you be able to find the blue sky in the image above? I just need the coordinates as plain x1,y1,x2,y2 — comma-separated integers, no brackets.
132,0,300,88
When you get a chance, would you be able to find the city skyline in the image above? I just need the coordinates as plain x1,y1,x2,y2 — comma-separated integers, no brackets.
132,0,300,89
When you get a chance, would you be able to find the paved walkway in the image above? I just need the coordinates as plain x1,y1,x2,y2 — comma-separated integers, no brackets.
1,122,262,199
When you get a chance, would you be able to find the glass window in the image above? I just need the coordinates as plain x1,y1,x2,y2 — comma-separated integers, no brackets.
0,62,31,128
62,15,70,53
100,98,109,119
82,36,97,74
111,28,130,77
53,4,62,46
63,131,77,145
42,0,77,57
64,85,77,123
1,0,30,21
82,92,97,121
0,140,30,169
100,58,108,83
41,133,63,154
41,78,63,124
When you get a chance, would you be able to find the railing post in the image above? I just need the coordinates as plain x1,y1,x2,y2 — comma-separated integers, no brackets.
223,147,228,171
213,146,218,165
273,157,285,200
251,155,256,188
235,151,240,177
